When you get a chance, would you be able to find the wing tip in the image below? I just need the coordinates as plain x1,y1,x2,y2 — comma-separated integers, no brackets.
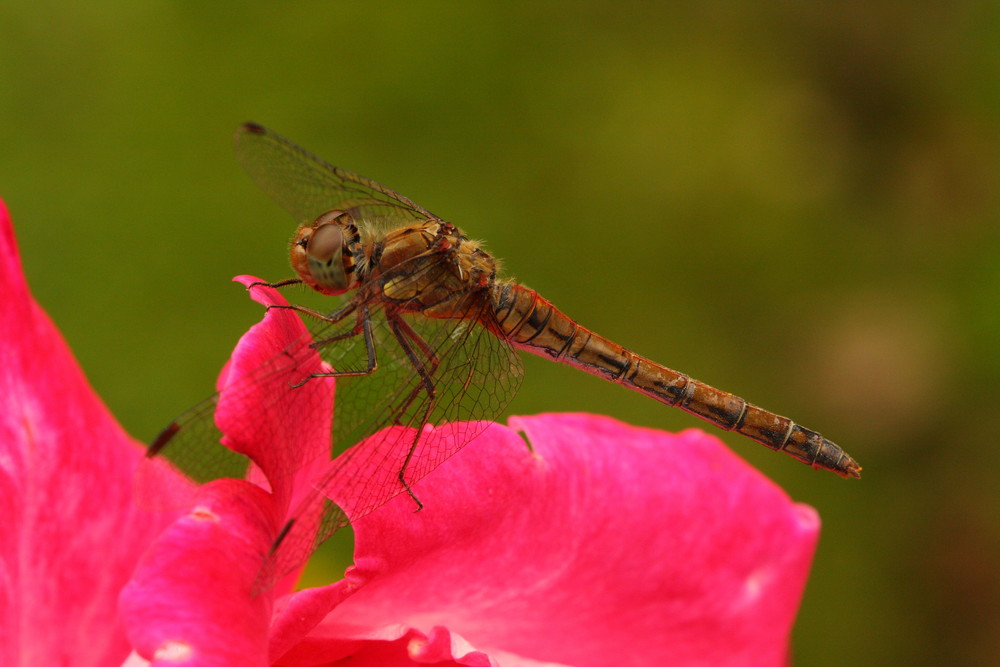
148,421,181,457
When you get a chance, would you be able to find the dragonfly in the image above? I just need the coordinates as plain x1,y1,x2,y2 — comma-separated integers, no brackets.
143,122,861,586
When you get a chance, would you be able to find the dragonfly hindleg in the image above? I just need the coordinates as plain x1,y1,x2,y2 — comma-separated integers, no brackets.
387,314,443,512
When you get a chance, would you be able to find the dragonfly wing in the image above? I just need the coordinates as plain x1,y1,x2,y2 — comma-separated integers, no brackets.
140,258,523,589
235,123,436,225
260,282,524,585
135,291,366,511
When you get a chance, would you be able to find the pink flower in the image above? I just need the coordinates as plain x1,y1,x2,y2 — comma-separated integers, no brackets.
0,200,187,666
120,280,821,664
0,196,821,666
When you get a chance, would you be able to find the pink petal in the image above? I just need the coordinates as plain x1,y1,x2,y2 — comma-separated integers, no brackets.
272,413,819,666
215,275,334,511
278,624,499,666
0,199,185,666
116,262,818,666
120,277,336,663
119,480,279,667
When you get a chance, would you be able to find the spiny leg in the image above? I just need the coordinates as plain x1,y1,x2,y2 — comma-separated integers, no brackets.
287,304,378,387
264,300,357,327
389,315,443,424
252,271,359,328
247,277,304,290
387,314,441,511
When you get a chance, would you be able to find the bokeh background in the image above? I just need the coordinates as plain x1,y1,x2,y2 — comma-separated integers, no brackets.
2,2,998,664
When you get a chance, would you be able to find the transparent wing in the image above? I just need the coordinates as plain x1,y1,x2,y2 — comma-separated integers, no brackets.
138,258,523,588
259,287,524,585
134,289,349,511
235,122,436,225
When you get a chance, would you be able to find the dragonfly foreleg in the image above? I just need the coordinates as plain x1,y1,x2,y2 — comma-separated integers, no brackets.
388,314,442,512
247,277,304,290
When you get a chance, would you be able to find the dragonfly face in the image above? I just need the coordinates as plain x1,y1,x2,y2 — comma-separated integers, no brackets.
290,209,365,295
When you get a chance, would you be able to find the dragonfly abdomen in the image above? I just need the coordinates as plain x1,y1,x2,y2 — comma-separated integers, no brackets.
490,283,860,479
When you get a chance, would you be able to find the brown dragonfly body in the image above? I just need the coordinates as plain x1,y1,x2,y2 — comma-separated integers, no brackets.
146,123,859,586
492,284,857,476
334,210,858,478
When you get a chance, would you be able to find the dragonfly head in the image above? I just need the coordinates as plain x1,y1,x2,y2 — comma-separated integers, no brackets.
290,209,360,295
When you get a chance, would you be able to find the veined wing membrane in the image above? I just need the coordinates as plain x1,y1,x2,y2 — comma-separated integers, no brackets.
134,289,360,510
235,122,435,225
139,254,523,586
259,283,524,584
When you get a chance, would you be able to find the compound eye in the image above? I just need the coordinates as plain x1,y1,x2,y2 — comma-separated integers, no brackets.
313,208,352,226
307,223,344,263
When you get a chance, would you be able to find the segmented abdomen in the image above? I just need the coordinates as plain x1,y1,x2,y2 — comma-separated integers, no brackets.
489,283,860,478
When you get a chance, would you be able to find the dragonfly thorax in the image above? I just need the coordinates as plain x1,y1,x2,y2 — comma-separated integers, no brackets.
290,209,363,295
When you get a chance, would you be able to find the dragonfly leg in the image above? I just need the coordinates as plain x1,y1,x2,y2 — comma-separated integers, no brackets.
387,315,442,512
388,316,443,425
265,300,357,326
246,277,303,290
290,305,378,387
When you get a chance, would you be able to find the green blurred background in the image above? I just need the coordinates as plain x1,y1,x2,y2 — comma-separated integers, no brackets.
2,2,998,664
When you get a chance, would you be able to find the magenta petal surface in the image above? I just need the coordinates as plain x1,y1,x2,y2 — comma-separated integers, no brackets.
0,200,185,666
119,480,279,667
215,275,334,511
115,266,818,665
120,277,335,664
272,414,819,666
